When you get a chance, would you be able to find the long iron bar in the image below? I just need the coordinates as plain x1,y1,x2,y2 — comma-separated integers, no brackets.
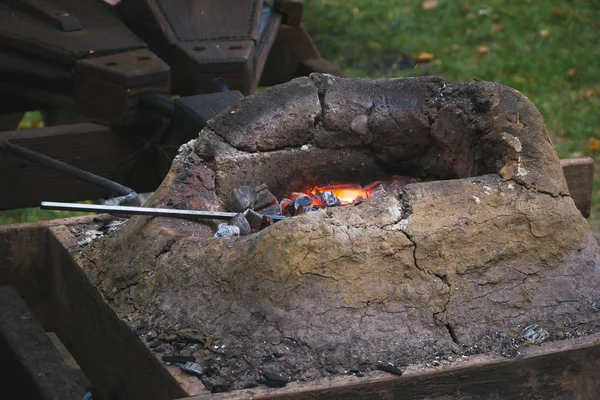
40,201,286,221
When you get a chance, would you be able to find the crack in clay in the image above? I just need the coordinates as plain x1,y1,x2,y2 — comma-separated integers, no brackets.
400,195,458,346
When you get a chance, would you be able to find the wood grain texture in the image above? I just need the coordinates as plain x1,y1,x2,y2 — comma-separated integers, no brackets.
561,157,594,218
0,0,146,66
5,0,82,32
120,0,274,95
153,0,262,42
0,285,87,400
47,225,190,400
0,123,169,210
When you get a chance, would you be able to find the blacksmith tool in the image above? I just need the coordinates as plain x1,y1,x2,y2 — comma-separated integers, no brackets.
40,201,286,222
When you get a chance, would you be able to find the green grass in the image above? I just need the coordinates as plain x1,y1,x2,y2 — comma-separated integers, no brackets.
303,0,600,219
304,0,600,157
0,208,86,226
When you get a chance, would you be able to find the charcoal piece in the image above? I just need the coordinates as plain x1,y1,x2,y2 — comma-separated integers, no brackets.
245,209,264,231
230,213,251,235
304,206,320,212
148,339,162,348
294,195,314,209
162,355,195,364
254,183,278,210
348,368,361,374
294,205,305,215
181,361,204,377
519,325,549,345
365,181,386,197
133,325,147,336
325,366,340,374
261,372,288,388
260,216,274,230
280,197,292,209
321,191,340,207
214,223,240,238
260,203,282,216
376,363,403,376
231,185,259,213
173,201,189,210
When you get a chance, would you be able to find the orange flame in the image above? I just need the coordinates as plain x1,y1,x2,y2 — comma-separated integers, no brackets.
283,176,421,215
311,183,366,205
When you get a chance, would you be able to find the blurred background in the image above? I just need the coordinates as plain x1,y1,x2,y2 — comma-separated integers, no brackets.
2,0,599,225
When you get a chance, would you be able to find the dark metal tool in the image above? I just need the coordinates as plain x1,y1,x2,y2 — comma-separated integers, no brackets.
40,201,286,222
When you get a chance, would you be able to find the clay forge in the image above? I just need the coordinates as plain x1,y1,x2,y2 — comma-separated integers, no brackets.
82,74,600,391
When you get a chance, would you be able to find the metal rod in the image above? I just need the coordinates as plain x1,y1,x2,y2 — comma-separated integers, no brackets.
0,137,137,206
40,201,286,221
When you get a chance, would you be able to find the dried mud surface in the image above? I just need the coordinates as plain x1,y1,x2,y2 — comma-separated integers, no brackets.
79,75,600,393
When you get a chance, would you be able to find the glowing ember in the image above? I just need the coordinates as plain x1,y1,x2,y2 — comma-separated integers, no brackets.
313,184,366,205
280,176,421,217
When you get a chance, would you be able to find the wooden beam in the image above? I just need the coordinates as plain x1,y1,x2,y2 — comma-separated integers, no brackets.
0,285,87,400
182,333,600,400
47,225,190,400
561,157,594,218
0,123,170,210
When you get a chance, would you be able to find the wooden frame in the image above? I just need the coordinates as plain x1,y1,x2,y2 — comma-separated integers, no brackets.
1,215,599,399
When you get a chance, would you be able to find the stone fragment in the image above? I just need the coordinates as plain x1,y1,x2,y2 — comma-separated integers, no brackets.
244,209,263,231
519,325,549,345
254,184,277,210
214,223,240,238
229,213,251,236
231,186,258,213
181,362,204,377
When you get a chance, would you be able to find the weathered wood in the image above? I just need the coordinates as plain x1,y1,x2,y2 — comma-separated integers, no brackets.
5,0,82,32
259,25,348,87
0,285,87,400
0,1,172,124
179,333,600,400
73,48,170,124
0,123,169,210
0,215,103,323
0,0,145,66
119,0,278,95
560,157,594,218
274,0,303,26
47,225,191,400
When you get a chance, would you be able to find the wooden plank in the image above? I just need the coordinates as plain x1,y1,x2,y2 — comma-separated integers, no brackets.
180,333,600,400
120,0,273,96
259,24,321,86
0,123,169,210
0,285,87,400
0,215,105,326
274,0,303,26
152,0,263,42
47,225,190,400
561,157,594,218
5,0,82,32
0,0,146,66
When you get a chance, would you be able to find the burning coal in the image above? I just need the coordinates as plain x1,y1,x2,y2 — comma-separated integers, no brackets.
218,176,420,237
280,176,421,217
